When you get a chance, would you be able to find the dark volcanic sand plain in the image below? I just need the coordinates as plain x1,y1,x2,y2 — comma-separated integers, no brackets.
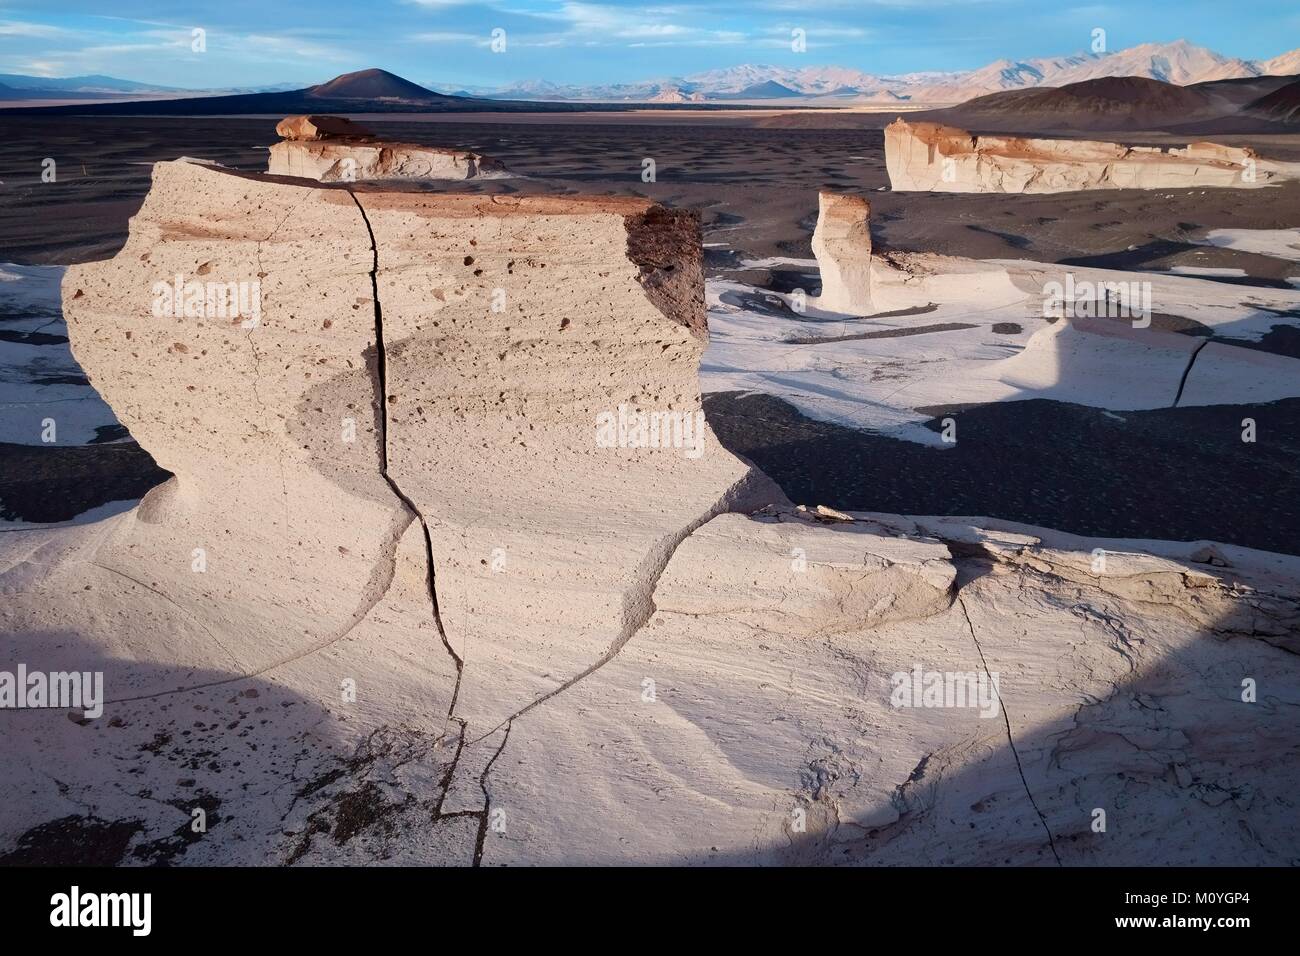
2,112,1299,551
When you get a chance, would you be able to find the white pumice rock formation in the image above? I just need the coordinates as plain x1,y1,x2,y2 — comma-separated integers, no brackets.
267,114,508,182
26,159,764,713
807,190,1031,320
810,193,875,314
349,188,766,728
1,163,1297,865
884,118,1299,193
788,191,1300,437
44,161,408,693
487,510,1300,865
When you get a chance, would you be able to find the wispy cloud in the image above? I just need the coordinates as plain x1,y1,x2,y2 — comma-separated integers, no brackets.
0,19,69,38
406,1,753,49
0,13,353,82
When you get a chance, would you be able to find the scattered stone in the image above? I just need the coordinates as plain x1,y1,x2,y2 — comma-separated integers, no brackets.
814,504,855,522
1190,544,1233,567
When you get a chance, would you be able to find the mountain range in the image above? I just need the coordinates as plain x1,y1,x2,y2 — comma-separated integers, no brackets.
6,40,1300,119
0,74,307,101
4,40,1297,108
0,68,676,116
462,40,1300,104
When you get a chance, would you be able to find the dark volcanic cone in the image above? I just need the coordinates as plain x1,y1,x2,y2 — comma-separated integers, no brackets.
308,68,448,102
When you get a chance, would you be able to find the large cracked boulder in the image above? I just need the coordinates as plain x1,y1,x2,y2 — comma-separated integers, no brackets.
350,188,765,727
0,157,780,862
38,159,767,718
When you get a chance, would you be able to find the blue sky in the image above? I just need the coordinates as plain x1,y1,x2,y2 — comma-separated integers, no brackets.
1,1,1297,89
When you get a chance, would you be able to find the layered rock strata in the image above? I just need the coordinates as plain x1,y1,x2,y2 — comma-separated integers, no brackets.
885,118,1297,193
38,159,762,714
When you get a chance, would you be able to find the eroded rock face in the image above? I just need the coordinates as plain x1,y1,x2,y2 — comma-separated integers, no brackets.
0,159,778,862
488,509,1300,865
268,141,508,182
647,511,956,633
807,189,1025,321
350,188,757,727
50,160,407,689
267,114,508,182
885,118,1296,193
801,191,1300,423
41,160,757,711
810,192,874,314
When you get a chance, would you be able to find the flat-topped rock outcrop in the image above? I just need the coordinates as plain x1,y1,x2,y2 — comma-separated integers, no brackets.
885,118,1298,193
267,113,508,182
276,114,376,141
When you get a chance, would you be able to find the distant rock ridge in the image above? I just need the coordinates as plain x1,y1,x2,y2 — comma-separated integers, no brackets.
1247,77,1300,123
267,114,509,182
920,75,1246,131
470,41,1300,105
884,118,1298,193
648,86,706,104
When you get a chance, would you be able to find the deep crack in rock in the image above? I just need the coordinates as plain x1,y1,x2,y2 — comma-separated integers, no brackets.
347,188,464,722
1173,337,1212,408
957,594,1063,865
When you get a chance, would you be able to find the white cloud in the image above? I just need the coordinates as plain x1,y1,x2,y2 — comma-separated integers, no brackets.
0,19,70,38
240,33,352,61
0,17,353,79
481,1,751,48
8,58,64,76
